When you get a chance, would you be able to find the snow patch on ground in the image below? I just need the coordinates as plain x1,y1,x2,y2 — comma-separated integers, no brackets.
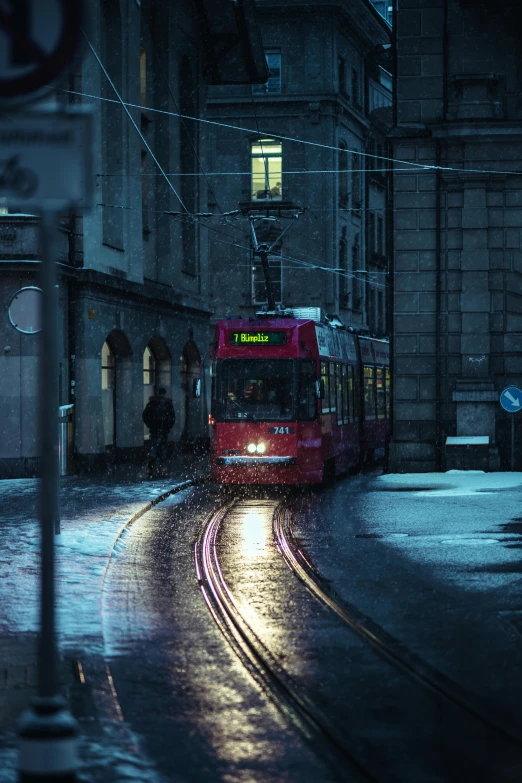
0,481,192,652
376,470,522,496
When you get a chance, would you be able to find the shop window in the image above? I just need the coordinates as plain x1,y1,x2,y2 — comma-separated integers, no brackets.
251,138,282,200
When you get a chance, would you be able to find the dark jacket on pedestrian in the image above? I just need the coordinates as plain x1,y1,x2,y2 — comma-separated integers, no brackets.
142,393,175,437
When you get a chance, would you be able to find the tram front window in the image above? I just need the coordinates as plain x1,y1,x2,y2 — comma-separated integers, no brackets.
218,360,294,421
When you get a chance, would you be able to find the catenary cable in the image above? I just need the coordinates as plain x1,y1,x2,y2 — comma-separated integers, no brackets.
61,87,522,177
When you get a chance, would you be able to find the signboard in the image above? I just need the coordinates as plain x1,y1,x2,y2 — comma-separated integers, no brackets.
8,286,42,334
0,109,93,209
0,0,84,107
230,330,287,346
500,386,522,413
315,324,357,363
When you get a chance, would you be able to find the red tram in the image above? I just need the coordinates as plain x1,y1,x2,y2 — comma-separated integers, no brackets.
209,314,390,485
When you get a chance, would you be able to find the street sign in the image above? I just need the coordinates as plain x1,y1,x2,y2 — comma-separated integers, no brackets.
0,108,93,209
0,1,84,108
500,386,522,413
8,286,42,334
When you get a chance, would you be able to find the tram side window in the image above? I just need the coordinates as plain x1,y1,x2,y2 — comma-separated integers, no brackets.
298,359,318,421
336,363,343,425
321,361,330,413
376,367,386,419
364,366,376,420
385,368,391,418
348,366,356,422
210,360,216,415
342,365,349,424
329,362,336,413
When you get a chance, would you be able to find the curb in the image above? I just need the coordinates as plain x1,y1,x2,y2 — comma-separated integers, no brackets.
100,477,205,595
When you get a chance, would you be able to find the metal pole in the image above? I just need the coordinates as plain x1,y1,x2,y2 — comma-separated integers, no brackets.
39,209,59,694
258,246,276,311
18,210,78,782
512,415,515,472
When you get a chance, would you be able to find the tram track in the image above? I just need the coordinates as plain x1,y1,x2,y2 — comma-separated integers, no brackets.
196,494,522,783
273,502,522,750
195,498,377,783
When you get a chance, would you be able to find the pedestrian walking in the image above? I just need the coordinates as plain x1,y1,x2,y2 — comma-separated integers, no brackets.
142,387,175,478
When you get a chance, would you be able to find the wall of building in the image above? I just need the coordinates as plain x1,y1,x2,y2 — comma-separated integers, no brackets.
206,0,392,333
390,0,522,472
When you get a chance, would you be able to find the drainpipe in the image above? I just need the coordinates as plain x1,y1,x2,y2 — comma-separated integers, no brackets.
435,139,443,471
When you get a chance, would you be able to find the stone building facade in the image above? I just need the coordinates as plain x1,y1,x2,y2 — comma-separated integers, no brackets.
205,0,392,336
389,0,522,471
0,0,266,477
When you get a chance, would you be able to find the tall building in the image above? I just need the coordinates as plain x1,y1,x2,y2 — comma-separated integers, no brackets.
0,0,266,478
389,0,522,472
205,0,392,337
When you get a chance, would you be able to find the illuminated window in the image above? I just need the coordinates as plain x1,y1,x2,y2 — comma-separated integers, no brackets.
251,138,282,200
252,252,282,304
101,341,115,390
376,367,385,419
252,50,281,94
143,346,155,386
336,363,343,425
364,366,376,420
321,362,330,413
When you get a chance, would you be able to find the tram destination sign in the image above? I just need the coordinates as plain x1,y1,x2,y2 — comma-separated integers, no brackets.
230,330,287,346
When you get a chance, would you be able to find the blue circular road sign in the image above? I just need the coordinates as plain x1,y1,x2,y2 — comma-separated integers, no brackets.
500,386,522,413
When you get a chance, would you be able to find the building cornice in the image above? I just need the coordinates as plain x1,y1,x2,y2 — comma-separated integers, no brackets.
254,0,391,49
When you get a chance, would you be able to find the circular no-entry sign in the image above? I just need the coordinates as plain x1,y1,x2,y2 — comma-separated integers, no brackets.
0,1,84,108
8,286,42,334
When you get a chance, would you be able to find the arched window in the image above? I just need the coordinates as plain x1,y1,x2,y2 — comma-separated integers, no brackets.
143,339,172,440
143,346,155,387
180,341,201,441
101,341,115,446
339,142,349,208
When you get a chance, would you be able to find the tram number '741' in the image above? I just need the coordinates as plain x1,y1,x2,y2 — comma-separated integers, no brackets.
268,426,295,435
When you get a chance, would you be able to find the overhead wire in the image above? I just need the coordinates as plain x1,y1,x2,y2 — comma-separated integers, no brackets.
75,39,392,293
61,87,522,177
81,33,189,214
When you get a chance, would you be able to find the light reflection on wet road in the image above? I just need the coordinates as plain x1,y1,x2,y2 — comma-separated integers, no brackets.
99,479,522,782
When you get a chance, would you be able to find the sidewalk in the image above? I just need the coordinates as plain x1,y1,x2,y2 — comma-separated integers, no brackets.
0,451,208,782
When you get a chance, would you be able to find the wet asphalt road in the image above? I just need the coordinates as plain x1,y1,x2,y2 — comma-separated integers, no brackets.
96,476,522,782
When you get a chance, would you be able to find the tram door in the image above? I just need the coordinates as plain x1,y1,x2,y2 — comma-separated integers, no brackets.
180,341,201,440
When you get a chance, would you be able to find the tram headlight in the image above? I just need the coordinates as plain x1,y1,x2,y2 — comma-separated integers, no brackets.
256,443,266,454
247,443,257,454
